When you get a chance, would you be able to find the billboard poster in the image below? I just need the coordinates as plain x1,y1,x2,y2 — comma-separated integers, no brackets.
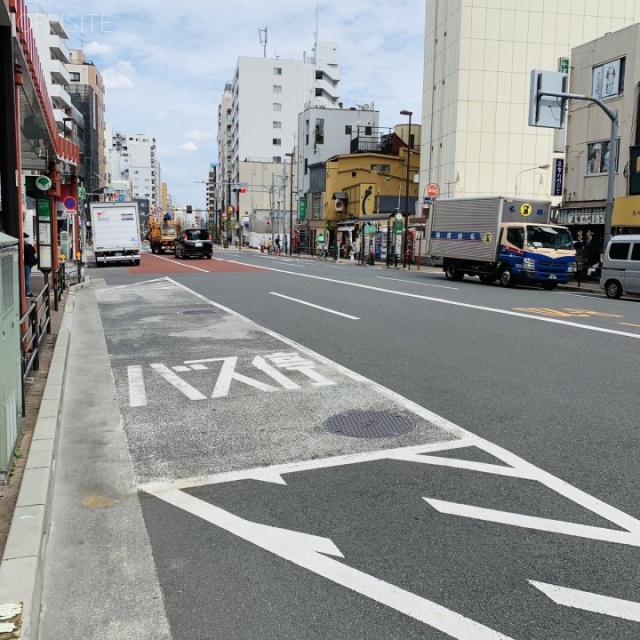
592,58,621,100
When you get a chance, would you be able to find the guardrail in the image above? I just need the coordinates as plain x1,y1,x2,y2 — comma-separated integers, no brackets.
20,280,52,416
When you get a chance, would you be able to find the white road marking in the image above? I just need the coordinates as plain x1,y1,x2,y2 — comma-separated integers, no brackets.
108,277,169,290
150,488,515,640
149,363,207,401
529,581,640,623
212,261,640,340
273,260,306,267
211,357,277,398
270,292,360,320
424,499,640,547
127,365,147,407
149,253,210,273
387,451,531,479
377,276,459,290
173,366,191,372
252,356,300,390
555,292,603,299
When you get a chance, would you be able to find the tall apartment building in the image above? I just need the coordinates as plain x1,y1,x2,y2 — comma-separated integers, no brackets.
421,1,640,203
30,12,83,160
105,126,159,209
217,41,339,243
67,49,106,199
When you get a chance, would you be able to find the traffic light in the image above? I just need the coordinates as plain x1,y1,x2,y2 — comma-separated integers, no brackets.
186,205,192,214
232,188,247,194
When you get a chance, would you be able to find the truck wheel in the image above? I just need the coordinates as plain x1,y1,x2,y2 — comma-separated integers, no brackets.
604,279,622,299
499,266,514,287
445,264,464,281
541,281,558,290
479,274,495,285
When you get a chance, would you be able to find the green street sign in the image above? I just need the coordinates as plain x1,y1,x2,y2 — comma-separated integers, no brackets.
37,198,51,219
298,198,307,220
78,185,87,201
394,220,404,232
559,57,569,74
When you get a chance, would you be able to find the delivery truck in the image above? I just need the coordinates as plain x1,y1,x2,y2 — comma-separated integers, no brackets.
425,197,576,289
90,201,141,267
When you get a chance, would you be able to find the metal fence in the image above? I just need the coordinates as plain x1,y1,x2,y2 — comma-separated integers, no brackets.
53,262,66,312
20,279,52,416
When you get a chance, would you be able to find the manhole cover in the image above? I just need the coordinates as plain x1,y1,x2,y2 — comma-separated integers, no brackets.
324,410,414,439
180,308,219,315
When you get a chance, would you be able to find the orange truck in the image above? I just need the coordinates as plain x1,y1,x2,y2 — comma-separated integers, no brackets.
149,218,181,254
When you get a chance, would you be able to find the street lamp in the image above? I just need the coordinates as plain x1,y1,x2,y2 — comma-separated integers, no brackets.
285,150,295,254
514,164,550,197
400,109,413,269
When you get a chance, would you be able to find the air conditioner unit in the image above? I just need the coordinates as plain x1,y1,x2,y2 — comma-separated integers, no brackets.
335,199,345,212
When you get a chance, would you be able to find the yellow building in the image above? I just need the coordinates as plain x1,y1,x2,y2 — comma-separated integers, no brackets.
304,146,420,255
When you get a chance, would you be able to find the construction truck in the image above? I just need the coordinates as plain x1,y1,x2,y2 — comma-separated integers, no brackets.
149,217,181,254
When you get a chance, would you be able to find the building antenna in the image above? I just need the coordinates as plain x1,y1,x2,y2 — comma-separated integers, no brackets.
259,27,268,58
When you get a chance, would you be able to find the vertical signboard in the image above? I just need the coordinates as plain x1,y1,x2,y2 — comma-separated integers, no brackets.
553,158,564,196
36,198,53,270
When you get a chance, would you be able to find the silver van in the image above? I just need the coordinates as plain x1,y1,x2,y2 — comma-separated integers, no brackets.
600,234,640,299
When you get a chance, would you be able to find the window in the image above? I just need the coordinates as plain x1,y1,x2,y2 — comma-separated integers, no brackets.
345,125,352,135
312,193,323,219
371,164,391,173
365,126,372,135
304,158,308,174
632,244,640,261
507,228,524,249
591,57,625,100
586,139,620,175
273,121,282,129
314,118,324,145
610,242,630,260
273,102,282,111
70,71,80,82
315,70,323,80
273,138,282,146
273,85,282,94
273,67,282,76
352,171,357,178
273,156,282,163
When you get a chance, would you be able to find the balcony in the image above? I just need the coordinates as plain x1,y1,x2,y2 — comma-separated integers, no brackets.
50,58,70,86
49,83,73,110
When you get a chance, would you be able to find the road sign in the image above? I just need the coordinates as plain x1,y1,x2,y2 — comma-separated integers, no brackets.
63,195,77,210
423,197,433,206
426,183,439,198
118,194,126,202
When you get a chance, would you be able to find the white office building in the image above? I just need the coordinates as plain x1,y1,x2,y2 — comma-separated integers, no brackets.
30,12,82,139
105,125,158,208
420,0,640,203
298,105,379,195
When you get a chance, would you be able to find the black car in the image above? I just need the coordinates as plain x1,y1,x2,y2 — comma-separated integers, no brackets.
174,228,213,259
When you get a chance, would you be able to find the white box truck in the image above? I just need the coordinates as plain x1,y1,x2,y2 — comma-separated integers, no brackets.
90,201,141,267
424,196,576,289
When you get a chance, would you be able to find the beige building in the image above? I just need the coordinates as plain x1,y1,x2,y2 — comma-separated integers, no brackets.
67,49,106,195
560,23,640,259
420,0,640,205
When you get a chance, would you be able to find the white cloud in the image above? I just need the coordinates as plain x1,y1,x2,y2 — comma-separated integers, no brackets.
46,0,425,207
84,41,113,56
186,129,215,141
102,61,135,89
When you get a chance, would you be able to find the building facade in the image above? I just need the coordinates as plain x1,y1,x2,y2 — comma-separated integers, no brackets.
560,23,640,264
420,0,640,204
67,49,106,201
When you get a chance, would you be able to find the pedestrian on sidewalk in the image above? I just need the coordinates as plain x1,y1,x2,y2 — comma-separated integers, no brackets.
23,232,37,297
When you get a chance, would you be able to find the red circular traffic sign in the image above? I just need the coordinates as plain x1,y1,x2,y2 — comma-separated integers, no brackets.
63,195,77,210
426,183,440,198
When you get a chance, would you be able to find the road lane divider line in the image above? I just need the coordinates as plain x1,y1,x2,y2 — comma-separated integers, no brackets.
529,581,640,623
148,253,210,273
270,292,360,320
377,276,459,290
620,322,640,328
213,258,640,340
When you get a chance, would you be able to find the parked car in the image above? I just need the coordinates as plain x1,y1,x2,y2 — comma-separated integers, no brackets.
600,234,640,299
174,228,213,259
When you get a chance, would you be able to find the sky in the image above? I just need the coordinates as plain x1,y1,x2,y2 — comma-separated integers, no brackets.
30,1,426,208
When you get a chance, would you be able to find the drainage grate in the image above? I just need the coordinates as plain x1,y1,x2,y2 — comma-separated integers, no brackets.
324,410,414,439
180,308,219,315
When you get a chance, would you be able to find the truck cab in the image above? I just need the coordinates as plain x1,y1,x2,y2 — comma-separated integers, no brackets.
497,223,576,289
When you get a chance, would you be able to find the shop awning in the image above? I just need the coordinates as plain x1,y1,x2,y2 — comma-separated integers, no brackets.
556,206,605,225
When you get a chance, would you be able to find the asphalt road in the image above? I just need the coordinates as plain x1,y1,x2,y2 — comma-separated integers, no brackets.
41,248,640,640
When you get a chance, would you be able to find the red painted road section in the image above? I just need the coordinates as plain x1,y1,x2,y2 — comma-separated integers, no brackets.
128,252,264,275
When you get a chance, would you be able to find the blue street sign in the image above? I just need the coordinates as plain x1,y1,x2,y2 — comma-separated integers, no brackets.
553,158,564,196
118,194,126,202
